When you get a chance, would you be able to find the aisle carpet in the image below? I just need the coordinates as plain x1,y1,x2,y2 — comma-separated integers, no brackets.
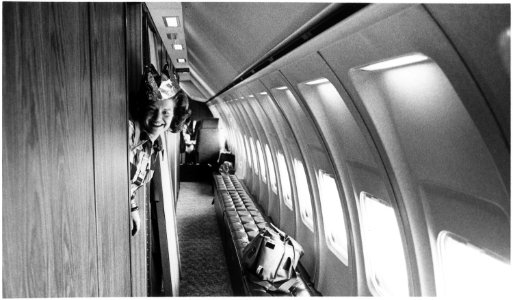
176,181,233,296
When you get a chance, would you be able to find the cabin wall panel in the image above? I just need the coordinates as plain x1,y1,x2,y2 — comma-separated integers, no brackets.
2,2,98,297
231,99,259,195
252,89,308,232
264,70,356,296
89,2,131,296
216,102,247,177
223,97,256,192
245,83,284,214
234,96,266,201
280,53,379,295
237,92,271,212
425,4,510,145
127,3,143,121
317,4,509,295
126,3,149,296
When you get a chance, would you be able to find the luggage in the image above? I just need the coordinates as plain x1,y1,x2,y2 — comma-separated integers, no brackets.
242,224,304,293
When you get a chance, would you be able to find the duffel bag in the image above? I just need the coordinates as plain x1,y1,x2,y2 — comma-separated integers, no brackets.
242,224,303,284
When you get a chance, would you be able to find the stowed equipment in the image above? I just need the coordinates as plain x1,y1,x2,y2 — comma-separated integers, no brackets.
242,223,305,294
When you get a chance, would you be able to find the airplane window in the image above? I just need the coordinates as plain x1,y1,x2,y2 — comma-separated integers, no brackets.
249,137,259,176
265,144,277,194
317,170,348,264
437,231,511,297
256,140,266,183
358,192,409,296
243,135,252,169
277,152,293,210
293,159,314,231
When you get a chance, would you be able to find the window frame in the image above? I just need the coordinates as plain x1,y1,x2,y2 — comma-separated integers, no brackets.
317,170,348,265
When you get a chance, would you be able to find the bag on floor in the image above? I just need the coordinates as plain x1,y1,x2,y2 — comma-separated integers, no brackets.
242,223,303,292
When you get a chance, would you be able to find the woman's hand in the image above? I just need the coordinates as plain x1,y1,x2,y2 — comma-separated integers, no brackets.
131,210,141,236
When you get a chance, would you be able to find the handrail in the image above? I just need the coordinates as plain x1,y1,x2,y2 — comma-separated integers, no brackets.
206,3,368,104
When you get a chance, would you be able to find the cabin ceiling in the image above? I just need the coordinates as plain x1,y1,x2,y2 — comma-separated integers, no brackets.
146,2,329,102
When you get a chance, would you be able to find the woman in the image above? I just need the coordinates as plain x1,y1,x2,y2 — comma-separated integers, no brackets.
129,64,191,235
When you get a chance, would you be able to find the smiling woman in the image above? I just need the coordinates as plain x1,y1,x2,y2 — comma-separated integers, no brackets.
129,64,191,233
142,100,176,141
128,63,192,294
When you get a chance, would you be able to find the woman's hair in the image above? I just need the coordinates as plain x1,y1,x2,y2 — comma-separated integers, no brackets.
169,89,192,133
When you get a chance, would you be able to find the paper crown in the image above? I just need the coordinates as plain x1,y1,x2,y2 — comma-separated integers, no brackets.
143,64,181,102
142,64,192,133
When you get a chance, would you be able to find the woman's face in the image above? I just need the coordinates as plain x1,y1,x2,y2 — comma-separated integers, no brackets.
142,99,175,140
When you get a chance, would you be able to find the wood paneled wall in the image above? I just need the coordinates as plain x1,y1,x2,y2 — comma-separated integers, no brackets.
126,3,149,297
2,2,130,297
90,3,131,296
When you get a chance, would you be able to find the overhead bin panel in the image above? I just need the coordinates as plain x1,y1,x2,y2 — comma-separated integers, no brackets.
317,4,509,296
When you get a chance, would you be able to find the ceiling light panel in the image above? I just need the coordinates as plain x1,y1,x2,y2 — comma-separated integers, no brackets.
163,16,179,27
305,78,330,85
360,54,429,71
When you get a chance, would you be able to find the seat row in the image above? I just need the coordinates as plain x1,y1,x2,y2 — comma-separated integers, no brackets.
212,173,316,296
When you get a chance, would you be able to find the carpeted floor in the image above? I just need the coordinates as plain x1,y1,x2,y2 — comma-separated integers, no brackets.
176,181,233,296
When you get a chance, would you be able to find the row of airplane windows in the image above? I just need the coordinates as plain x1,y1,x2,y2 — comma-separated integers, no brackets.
225,124,410,296
207,53,510,296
